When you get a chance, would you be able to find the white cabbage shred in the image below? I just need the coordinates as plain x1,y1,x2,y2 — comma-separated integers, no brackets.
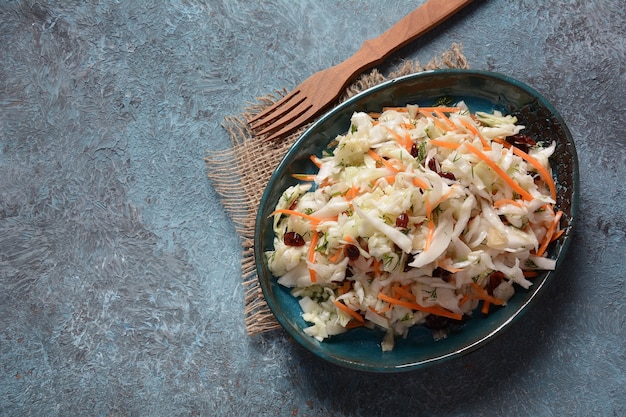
266,103,561,351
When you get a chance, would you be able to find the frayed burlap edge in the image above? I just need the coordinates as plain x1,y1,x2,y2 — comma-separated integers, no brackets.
206,43,468,335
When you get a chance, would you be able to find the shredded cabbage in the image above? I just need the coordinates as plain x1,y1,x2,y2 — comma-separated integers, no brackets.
266,103,561,351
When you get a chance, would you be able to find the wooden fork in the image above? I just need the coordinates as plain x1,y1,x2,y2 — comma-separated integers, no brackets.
247,0,473,141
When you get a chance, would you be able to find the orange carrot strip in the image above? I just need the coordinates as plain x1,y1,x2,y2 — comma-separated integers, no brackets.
372,258,382,276
309,155,322,168
328,249,344,264
460,119,490,149
494,199,524,208
377,292,463,321
337,281,351,296
308,232,319,283
418,106,461,113
551,229,565,242
291,173,317,181
392,285,417,302
493,138,557,201
469,282,505,306
437,259,464,273
333,300,365,322
271,209,337,227
424,219,435,251
271,209,322,225
367,149,403,173
481,300,491,314
383,126,413,153
459,294,470,306
523,270,539,277
536,210,563,256
464,143,534,201
434,109,457,130
345,184,359,201
429,139,460,150
345,321,366,329
412,176,430,190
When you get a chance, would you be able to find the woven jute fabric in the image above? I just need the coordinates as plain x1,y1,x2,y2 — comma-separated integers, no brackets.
206,43,468,335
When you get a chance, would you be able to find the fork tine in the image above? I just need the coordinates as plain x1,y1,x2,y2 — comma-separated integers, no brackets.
261,105,320,142
254,97,313,137
247,89,302,127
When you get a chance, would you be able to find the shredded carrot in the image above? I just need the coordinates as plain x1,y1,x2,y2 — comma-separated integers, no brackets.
291,173,316,181
392,285,416,302
523,270,539,277
367,149,403,173
481,300,491,314
337,281,351,296
372,258,382,276
434,109,457,130
384,126,413,153
344,184,359,201
328,248,344,264
437,259,464,273
469,282,505,306
464,143,534,201
460,119,490,149
493,199,524,208
551,228,565,241
421,110,454,132
381,175,396,186
412,176,430,190
536,210,563,256
333,300,365,322
429,139,460,150
345,320,366,329
459,294,470,306
270,209,337,226
377,292,463,321
368,112,381,119
308,232,319,283
493,138,557,201
309,155,322,168
418,106,460,113
424,219,435,251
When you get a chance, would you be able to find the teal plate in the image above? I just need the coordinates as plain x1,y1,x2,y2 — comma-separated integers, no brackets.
254,69,579,373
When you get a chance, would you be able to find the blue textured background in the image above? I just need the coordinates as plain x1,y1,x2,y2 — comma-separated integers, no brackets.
1,1,624,416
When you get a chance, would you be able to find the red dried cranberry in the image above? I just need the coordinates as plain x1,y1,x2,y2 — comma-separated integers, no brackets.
345,244,360,260
283,231,305,247
396,212,409,228
486,271,504,295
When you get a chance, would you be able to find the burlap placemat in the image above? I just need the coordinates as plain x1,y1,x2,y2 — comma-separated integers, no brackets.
206,43,468,335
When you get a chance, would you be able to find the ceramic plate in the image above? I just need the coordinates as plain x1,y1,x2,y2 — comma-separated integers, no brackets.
254,70,579,372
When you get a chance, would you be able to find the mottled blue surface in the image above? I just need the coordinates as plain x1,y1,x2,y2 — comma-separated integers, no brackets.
0,1,624,416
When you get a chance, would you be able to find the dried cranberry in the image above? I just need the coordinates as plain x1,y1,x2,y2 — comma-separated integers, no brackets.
432,267,452,282
428,158,438,172
410,143,419,158
345,244,360,260
486,271,504,295
439,171,456,180
396,212,409,228
506,134,536,153
283,231,305,247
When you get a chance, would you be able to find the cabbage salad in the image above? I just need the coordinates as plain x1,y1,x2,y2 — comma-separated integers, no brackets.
266,102,563,351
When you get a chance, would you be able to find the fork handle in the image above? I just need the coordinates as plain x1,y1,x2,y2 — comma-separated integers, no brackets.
339,0,473,75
